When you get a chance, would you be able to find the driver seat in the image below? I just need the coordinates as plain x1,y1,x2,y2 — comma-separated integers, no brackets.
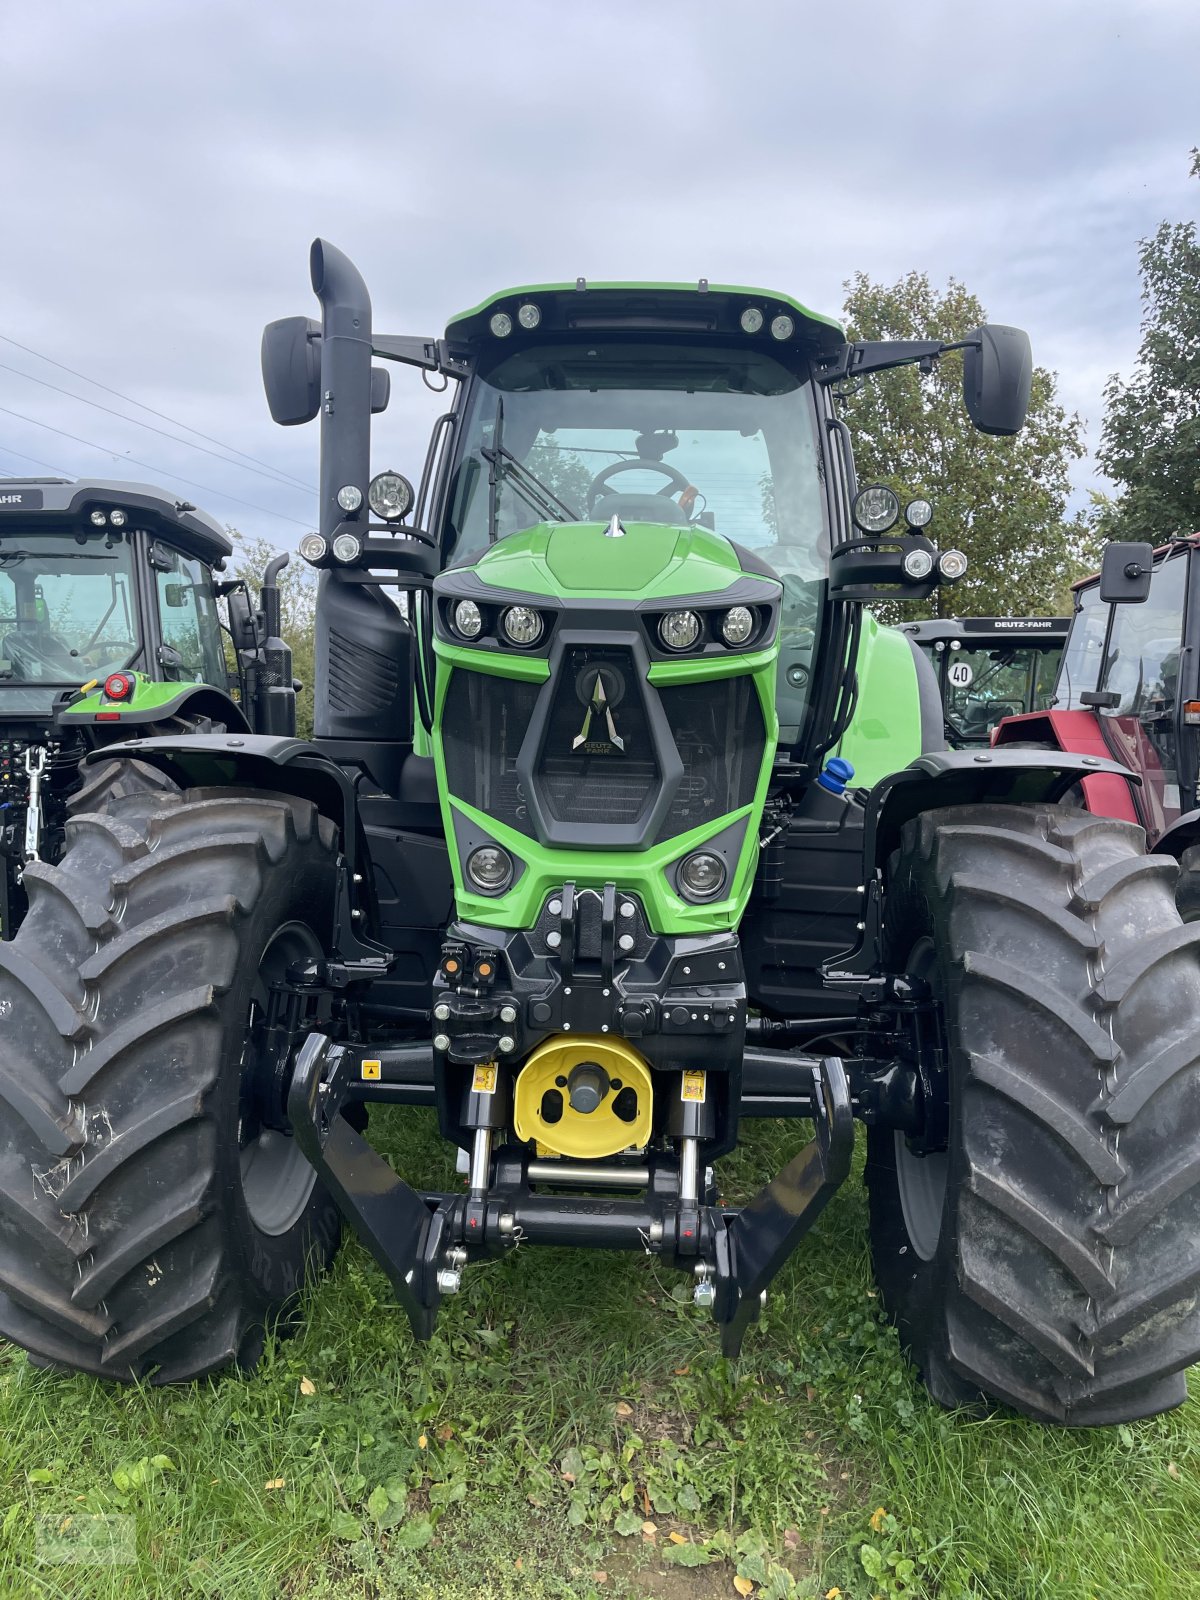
590,492,692,527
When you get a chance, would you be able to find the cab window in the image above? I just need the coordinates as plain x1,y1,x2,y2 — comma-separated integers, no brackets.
155,550,227,686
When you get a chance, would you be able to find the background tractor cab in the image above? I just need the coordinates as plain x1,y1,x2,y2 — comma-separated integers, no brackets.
993,536,1198,863
0,476,295,935
901,614,1068,747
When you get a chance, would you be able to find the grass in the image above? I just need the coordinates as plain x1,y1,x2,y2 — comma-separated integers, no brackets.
2,1110,1199,1599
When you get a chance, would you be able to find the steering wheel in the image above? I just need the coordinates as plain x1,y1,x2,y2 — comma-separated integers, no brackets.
586,458,695,516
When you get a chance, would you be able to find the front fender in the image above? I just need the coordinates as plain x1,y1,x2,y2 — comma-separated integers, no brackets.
862,746,1140,870
80,731,356,857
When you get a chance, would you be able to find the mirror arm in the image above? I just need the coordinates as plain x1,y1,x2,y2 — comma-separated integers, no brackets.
816,336,980,386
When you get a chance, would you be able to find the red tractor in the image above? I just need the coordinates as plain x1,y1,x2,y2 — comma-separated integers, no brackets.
994,536,1200,915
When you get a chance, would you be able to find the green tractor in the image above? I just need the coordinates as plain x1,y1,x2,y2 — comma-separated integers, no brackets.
2,245,1198,1428
901,615,1069,747
0,476,296,936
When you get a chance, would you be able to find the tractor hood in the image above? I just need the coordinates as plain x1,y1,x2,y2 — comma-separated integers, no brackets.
469,520,771,602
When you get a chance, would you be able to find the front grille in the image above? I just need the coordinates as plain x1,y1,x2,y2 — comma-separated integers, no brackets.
535,646,660,827
442,669,540,837
656,676,765,842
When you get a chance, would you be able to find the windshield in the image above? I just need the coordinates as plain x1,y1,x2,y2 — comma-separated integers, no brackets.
928,640,1063,741
1057,585,1108,708
444,340,829,743
0,531,138,687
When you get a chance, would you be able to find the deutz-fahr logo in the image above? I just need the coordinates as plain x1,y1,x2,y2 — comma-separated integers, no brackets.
573,672,625,754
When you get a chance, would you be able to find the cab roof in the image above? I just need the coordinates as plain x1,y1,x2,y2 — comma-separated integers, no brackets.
445,280,846,361
0,477,232,565
901,616,1070,643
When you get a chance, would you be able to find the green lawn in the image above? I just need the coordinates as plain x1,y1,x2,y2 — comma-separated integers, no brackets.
2,1111,1198,1599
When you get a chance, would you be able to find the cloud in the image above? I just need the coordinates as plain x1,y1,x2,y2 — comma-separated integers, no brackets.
1,0,1196,535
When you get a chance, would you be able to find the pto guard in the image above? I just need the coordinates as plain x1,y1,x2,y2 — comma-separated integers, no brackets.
512,1035,653,1159
287,1032,853,1355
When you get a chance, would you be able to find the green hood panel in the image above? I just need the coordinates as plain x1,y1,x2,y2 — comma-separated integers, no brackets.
832,613,923,787
472,521,758,601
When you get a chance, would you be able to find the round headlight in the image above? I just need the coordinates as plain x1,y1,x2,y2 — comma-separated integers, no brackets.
453,599,483,639
89,509,107,527
939,549,968,581
299,533,327,563
770,314,795,341
502,605,544,647
466,845,513,893
905,497,933,529
658,610,701,651
902,547,934,580
332,532,362,563
677,850,727,901
368,471,414,521
517,302,541,330
720,605,755,647
489,312,513,338
108,508,127,528
853,484,900,534
740,307,764,334
336,484,363,513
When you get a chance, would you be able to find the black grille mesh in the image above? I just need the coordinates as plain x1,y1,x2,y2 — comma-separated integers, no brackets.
328,629,402,714
442,669,540,837
655,675,765,842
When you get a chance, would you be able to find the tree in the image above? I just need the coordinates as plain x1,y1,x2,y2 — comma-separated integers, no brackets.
1095,149,1200,542
225,530,318,738
838,271,1094,617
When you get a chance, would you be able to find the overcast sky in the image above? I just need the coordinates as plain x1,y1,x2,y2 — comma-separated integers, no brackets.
2,0,1197,547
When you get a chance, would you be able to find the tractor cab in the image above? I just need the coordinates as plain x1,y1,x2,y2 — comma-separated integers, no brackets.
901,615,1068,747
0,477,294,935
994,536,1199,845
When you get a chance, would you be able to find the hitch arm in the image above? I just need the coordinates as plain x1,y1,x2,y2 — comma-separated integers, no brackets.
711,1056,854,1356
287,1033,451,1340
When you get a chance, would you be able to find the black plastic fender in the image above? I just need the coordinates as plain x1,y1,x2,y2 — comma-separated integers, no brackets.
861,746,1140,872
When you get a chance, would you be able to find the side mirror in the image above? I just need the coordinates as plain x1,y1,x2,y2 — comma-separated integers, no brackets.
162,582,187,609
371,367,391,415
227,588,257,651
962,324,1033,436
1099,541,1154,604
262,316,322,426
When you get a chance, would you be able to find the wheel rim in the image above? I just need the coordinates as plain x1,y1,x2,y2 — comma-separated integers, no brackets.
893,936,949,1262
240,922,321,1237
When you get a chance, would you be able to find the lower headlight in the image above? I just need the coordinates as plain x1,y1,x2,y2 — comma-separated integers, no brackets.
677,850,727,901
902,547,934,580
502,605,544,646
466,845,514,893
938,549,968,581
332,532,362,563
299,533,327,564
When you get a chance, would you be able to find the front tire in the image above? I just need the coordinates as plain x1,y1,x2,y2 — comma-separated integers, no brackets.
0,780,341,1381
866,804,1200,1425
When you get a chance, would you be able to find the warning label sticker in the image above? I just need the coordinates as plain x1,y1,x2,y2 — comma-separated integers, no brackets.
680,1069,707,1104
361,1059,382,1081
472,1064,498,1095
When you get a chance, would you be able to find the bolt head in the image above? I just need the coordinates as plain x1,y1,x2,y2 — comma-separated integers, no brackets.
433,1033,450,1052
498,1035,515,1053
499,1004,517,1024
434,1003,451,1021
693,1281,716,1309
436,1267,462,1295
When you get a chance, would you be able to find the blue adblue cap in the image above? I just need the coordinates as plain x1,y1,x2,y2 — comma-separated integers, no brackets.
816,756,855,795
